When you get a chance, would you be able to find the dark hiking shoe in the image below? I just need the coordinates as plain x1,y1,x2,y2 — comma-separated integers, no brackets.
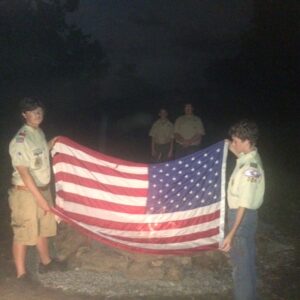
39,259,67,273
16,273,37,288
17,273,31,282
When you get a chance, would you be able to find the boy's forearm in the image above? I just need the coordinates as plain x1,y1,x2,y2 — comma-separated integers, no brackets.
228,207,247,238
174,133,184,143
16,166,50,211
188,133,202,144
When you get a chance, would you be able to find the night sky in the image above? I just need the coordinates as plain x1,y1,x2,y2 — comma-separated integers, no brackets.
67,0,252,96
64,1,298,136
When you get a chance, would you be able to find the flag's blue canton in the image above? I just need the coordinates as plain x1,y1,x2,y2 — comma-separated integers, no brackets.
147,141,225,214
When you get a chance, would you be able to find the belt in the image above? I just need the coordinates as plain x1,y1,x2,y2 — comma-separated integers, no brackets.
14,185,49,191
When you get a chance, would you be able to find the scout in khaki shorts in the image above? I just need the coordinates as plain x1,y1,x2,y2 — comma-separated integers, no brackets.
8,97,64,282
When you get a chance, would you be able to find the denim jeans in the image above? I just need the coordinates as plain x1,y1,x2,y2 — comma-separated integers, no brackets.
228,209,258,300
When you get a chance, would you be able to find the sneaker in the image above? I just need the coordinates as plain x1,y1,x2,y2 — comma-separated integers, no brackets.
16,273,37,287
17,273,31,282
39,259,67,273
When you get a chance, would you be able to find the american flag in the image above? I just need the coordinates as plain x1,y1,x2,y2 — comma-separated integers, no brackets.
51,137,228,255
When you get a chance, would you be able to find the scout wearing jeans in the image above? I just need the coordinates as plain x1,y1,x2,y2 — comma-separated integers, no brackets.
8,97,63,282
220,120,265,300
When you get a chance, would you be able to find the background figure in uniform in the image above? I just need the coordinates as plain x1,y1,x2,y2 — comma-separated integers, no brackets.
8,97,62,282
220,119,265,300
149,108,174,162
174,103,205,158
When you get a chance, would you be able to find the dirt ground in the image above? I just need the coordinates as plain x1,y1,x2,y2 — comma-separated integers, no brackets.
0,239,231,300
1,205,299,300
0,252,228,300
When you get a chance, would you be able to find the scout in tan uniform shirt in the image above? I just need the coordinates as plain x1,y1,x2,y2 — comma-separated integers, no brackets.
228,149,264,210
174,103,205,158
149,108,174,161
220,119,265,300
8,97,62,282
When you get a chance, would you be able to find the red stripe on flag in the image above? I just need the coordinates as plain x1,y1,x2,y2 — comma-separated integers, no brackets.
102,228,219,244
57,190,146,214
55,172,148,197
53,153,148,181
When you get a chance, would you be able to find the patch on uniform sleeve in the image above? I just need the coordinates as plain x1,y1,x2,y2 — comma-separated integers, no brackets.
16,131,26,143
16,137,24,143
34,156,42,168
244,168,262,182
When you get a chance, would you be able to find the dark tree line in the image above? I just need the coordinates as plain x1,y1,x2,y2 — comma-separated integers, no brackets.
0,0,107,85
0,0,109,148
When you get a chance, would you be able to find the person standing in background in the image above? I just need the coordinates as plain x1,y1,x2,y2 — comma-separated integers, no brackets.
149,108,174,162
174,103,205,158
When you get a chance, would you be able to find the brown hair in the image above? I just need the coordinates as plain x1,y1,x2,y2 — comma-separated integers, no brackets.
229,119,259,146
